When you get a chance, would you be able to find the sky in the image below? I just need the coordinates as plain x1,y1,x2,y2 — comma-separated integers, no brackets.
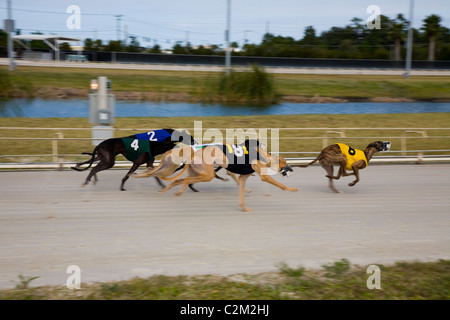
2,0,449,49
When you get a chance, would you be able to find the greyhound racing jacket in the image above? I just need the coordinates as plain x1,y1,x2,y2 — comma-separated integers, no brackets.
121,129,172,162
336,143,368,170
221,143,264,175
188,143,266,175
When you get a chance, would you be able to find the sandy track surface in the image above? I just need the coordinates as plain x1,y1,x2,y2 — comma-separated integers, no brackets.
0,164,449,288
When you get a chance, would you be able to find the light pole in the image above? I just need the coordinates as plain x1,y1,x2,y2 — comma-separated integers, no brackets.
404,0,415,78
225,0,231,75
5,0,15,71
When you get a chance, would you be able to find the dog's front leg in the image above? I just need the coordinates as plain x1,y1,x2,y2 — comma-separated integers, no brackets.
341,167,355,177
238,174,252,212
348,169,360,186
253,162,298,192
348,161,366,186
348,168,361,186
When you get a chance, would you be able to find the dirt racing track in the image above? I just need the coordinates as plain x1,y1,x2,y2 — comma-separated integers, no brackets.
0,164,449,289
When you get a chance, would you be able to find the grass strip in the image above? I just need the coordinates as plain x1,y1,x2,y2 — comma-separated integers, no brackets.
1,259,448,300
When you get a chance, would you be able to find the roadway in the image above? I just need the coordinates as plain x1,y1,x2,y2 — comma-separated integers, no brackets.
0,164,449,289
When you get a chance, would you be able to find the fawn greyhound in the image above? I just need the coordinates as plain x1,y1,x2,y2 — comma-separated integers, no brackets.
300,140,391,193
135,139,297,212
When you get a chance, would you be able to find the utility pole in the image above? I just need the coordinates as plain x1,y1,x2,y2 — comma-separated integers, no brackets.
404,0,415,78
115,15,123,42
225,0,231,75
185,31,190,46
123,24,128,45
5,0,15,71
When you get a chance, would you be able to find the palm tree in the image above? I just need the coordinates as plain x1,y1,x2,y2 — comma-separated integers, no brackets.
421,14,442,61
391,14,407,61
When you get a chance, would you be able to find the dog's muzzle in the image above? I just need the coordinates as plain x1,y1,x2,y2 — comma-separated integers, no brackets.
280,165,293,177
381,141,391,151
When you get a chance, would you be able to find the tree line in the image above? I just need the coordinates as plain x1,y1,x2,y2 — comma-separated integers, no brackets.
1,13,449,61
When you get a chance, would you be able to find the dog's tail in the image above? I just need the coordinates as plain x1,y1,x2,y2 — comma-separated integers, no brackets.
298,156,320,168
71,147,99,171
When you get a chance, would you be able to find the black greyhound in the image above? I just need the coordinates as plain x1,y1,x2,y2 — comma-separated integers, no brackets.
72,128,197,191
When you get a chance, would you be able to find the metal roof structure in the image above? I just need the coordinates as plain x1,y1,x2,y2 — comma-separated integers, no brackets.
12,34,81,61
12,34,80,42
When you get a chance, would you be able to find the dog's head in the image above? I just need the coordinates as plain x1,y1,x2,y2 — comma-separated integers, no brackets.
367,141,391,152
170,129,198,146
277,156,294,177
242,139,265,150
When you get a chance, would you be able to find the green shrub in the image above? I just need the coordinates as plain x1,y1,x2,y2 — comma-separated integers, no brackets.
201,64,278,105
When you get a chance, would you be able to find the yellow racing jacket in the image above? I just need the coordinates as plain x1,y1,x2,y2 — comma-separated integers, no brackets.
336,143,368,170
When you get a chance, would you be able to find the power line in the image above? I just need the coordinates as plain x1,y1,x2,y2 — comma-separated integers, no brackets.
0,6,116,16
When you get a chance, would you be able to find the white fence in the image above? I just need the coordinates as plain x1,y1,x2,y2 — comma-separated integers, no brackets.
1,127,449,169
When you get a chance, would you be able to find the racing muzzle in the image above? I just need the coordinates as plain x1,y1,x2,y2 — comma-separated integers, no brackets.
280,165,294,177
381,141,391,151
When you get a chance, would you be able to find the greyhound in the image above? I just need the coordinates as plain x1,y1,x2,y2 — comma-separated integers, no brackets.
135,139,297,212
300,141,391,193
131,143,237,187
71,128,197,191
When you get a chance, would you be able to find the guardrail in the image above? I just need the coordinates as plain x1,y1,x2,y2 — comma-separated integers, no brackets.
0,127,449,169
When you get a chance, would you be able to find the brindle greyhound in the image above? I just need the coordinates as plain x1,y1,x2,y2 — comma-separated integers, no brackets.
71,128,197,191
300,141,391,193
135,139,297,212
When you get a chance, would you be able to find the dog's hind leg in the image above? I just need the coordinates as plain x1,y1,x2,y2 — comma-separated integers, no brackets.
188,184,199,192
326,165,344,180
160,165,215,195
214,167,228,181
322,165,339,193
83,160,114,186
144,159,167,189
175,169,215,196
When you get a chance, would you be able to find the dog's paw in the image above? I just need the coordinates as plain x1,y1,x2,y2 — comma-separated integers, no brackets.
289,187,298,192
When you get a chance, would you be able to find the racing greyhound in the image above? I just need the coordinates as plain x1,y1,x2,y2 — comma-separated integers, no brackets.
300,141,391,193
71,128,197,191
135,139,297,212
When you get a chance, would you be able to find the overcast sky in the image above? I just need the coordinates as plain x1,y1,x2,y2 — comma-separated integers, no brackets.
2,0,449,48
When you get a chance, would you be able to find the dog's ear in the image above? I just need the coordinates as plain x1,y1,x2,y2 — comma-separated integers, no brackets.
367,141,384,151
